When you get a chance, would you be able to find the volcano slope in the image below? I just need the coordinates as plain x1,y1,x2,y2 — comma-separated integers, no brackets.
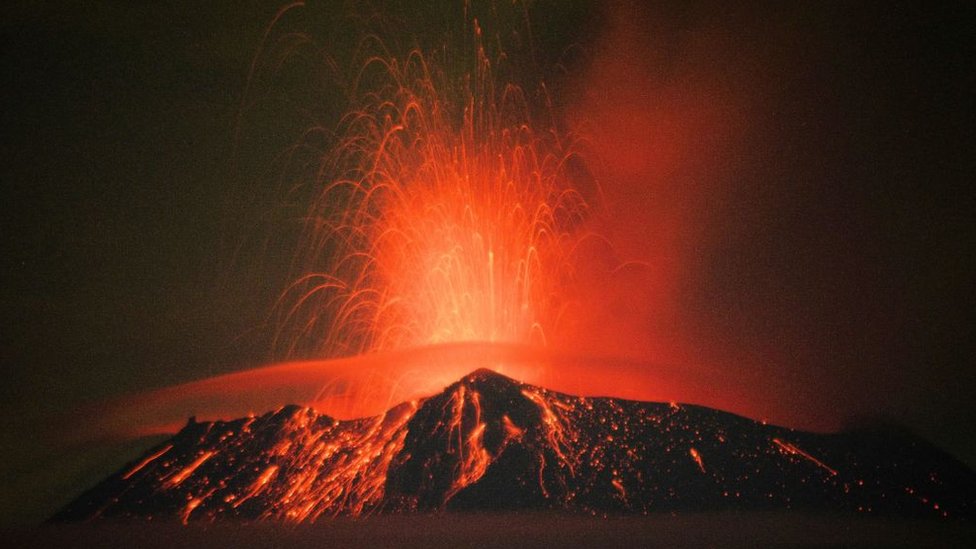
53,369,974,522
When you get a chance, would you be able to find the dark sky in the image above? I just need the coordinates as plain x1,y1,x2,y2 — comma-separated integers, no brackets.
1,0,974,525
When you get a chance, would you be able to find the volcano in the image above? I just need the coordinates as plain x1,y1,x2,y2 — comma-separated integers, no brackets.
53,369,975,523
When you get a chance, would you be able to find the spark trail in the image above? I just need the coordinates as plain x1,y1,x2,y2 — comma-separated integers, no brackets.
273,10,590,365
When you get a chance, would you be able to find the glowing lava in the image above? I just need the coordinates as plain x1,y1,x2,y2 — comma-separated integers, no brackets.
274,16,590,362
56,370,974,523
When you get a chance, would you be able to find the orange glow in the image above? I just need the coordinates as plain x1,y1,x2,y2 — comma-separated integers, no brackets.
689,447,706,473
61,369,967,523
122,444,172,480
444,387,491,500
165,451,215,489
233,465,279,509
502,414,524,440
521,387,576,474
67,4,848,453
181,497,203,525
772,438,838,477
265,400,417,520
76,341,826,444
275,17,589,364
611,477,627,499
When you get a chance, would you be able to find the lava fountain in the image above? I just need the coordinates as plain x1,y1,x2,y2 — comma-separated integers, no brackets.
273,18,591,364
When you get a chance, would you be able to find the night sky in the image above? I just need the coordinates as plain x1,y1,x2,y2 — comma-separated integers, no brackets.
2,0,974,525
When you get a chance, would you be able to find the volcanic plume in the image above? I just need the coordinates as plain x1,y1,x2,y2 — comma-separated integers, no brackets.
55,370,975,523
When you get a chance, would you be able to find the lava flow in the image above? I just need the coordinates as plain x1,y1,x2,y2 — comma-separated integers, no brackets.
55,370,976,523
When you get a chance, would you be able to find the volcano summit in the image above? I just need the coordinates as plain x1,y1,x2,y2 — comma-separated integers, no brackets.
54,369,975,523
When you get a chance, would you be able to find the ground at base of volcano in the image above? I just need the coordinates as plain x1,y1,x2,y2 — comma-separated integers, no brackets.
10,512,975,548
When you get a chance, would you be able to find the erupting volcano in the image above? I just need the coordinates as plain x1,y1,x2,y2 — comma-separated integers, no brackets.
32,1,975,538
237,0,620,426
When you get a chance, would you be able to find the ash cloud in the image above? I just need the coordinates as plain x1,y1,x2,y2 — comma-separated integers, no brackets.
559,0,976,456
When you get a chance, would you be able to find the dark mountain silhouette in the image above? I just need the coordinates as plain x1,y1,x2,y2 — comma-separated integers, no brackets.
54,369,975,522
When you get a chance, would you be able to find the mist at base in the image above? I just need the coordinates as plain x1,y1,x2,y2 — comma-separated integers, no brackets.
75,341,831,444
